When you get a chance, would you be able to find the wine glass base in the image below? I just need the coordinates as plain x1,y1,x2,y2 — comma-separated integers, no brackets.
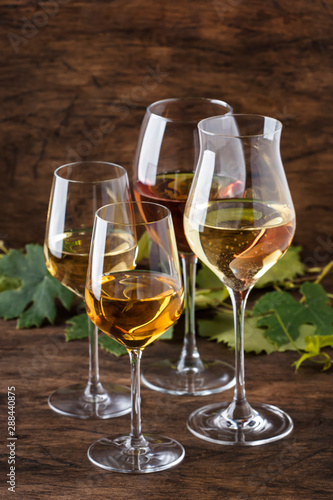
141,359,235,396
187,401,293,446
48,383,131,419
88,434,185,473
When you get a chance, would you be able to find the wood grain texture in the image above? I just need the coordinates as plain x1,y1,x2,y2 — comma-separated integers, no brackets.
0,0,332,258
0,310,332,500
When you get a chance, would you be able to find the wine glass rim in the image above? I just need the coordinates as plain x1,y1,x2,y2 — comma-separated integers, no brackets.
146,97,232,123
54,161,128,184
96,201,172,226
198,114,283,138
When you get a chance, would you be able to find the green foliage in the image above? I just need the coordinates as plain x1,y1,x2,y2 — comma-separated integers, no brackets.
196,247,333,372
65,313,174,357
253,283,333,347
65,313,128,356
65,313,90,341
0,244,75,328
196,262,223,290
159,326,174,340
0,242,332,370
0,275,21,293
198,310,276,354
255,246,305,288
98,334,129,357
195,263,229,308
292,335,333,371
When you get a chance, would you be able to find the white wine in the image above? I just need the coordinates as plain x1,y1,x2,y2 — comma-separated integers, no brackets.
45,229,136,298
135,172,243,254
184,199,295,291
85,271,184,350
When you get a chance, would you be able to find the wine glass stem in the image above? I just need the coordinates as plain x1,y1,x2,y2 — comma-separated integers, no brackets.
177,253,204,372
84,319,104,400
226,287,254,421
129,349,147,448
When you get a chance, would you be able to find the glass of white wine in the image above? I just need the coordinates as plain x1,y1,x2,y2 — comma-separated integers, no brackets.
133,97,235,396
184,114,296,445
85,201,185,473
44,161,132,419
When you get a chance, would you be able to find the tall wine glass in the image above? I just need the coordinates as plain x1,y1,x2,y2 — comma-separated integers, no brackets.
184,114,296,445
133,97,235,396
44,161,132,419
85,201,185,473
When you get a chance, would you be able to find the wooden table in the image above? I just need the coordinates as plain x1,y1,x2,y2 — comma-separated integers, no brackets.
1,309,332,499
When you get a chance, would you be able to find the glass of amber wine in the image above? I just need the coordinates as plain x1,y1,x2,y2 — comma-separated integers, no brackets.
85,201,185,473
184,114,296,445
44,161,131,419
133,97,235,396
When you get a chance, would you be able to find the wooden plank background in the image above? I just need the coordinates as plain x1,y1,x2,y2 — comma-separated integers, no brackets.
0,0,332,258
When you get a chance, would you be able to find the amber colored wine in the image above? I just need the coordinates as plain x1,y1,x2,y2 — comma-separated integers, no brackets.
135,172,242,254
85,271,184,350
184,199,295,291
45,229,136,298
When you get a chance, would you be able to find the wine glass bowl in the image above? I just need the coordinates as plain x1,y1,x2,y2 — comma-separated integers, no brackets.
85,201,185,473
184,114,295,445
133,97,235,396
44,161,132,419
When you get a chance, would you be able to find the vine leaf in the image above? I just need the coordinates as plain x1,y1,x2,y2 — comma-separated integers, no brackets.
253,282,333,347
65,313,174,357
292,335,333,371
0,244,75,328
65,313,127,356
198,310,276,354
255,245,305,288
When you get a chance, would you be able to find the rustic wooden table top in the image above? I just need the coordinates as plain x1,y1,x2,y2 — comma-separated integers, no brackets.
1,306,332,500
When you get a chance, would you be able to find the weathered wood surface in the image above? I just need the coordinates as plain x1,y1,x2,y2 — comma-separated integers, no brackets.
0,0,332,260
0,308,332,500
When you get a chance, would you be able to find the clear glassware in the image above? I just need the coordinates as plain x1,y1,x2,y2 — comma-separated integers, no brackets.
133,97,235,396
44,161,132,419
184,114,296,445
85,201,185,473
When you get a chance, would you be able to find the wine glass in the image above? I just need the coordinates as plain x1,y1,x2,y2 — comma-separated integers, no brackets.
85,201,185,473
184,114,296,445
133,97,235,396
44,161,132,419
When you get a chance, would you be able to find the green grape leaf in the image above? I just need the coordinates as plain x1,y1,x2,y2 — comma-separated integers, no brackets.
198,310,276,354
65,313,173,356
253,282,333,347
197,246,305,291
196,262,223,289
159,325,174,340
65,313,90,341
292,335,333,371
255,246,305,288
65,313,128,356
198,283,333,357
136,231,149,263
0,275,22,293
0,244,75,328
195,288,229,309
195,263,229,308
98,334,128,357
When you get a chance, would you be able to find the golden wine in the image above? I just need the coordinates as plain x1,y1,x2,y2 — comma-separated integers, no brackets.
135,172,243,254
184,199,295,291
45,229,136,298
85,271,184,350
